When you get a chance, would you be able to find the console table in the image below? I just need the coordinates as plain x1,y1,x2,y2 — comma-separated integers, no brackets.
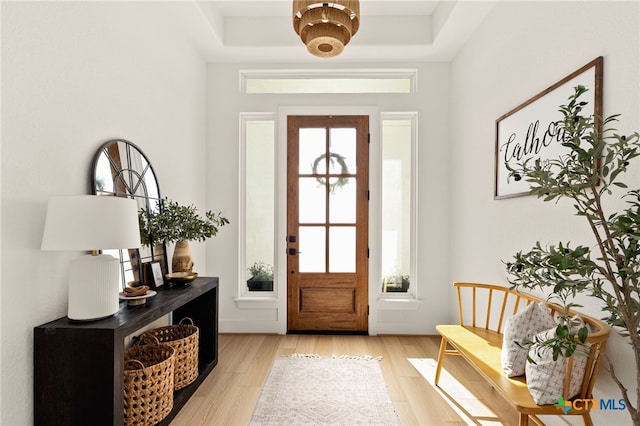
34,276,218,426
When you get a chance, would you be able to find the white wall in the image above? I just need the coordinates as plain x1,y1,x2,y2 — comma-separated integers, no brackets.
1,2,207,424
450,2,640,424
205,62,452,335
4,1,637,424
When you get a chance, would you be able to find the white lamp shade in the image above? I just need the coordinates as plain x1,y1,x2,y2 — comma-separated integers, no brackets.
41,195,141,320
41,195,141,251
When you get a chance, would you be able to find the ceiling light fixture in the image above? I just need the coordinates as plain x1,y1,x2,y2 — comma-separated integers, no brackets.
293,1,360,58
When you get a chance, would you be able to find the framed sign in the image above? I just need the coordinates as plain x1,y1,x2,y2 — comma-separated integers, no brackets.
143,261,165,289
494,57,603,199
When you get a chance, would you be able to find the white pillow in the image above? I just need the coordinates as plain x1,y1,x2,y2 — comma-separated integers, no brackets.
525,328,588,405
501,302,555,377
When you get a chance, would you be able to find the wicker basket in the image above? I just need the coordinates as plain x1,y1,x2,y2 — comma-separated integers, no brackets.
140,317,199,390
123,345,175,426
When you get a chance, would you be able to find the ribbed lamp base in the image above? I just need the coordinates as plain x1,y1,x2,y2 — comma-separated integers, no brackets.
68,254,120,321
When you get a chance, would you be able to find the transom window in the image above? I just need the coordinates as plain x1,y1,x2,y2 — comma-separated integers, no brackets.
241,69,417,94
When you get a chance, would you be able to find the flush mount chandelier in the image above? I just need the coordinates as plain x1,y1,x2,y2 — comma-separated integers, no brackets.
293,1,360,58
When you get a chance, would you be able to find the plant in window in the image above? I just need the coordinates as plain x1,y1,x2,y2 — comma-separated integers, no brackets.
247,261,274,291
505,85,640,425
382,273,410,292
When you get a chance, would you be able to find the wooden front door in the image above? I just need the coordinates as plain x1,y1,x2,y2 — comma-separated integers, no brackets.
287,115,369,332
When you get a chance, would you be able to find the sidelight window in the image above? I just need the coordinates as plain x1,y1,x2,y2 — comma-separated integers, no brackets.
381,116,416,294
241,115,276,294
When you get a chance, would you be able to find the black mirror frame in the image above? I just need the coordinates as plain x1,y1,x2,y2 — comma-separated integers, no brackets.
90,139,168,288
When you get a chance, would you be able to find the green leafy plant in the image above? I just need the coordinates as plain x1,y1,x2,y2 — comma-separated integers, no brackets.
505,85,640,424
247,261,273,281
382,273,410,292
138,197,229,246
514,294,591,363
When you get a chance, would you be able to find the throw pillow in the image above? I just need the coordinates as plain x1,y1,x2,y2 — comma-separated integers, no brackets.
525,328,588,405
501,302,556,377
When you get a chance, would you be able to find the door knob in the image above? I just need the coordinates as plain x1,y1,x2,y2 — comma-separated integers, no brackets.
288,248,301,255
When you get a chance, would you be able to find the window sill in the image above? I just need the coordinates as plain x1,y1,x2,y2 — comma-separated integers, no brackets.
376,297,422,311
234,296,278,309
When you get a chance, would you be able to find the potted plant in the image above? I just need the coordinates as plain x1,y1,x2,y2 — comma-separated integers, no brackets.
382,273,410,292
247,261,274,291
138,197,229,273
505,85,640,425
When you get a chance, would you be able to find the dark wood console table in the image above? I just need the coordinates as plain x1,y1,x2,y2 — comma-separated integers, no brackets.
34,276,218,426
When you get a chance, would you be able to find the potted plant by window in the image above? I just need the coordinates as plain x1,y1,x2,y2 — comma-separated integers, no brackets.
247,261,274,291
138,197,229,274
381,273,410,292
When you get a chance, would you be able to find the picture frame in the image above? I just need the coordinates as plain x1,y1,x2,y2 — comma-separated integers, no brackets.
128,248,141,283
494,56,603,199
143,261,165,290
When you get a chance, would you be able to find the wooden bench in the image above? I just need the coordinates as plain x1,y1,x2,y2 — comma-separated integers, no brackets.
435,282,610,426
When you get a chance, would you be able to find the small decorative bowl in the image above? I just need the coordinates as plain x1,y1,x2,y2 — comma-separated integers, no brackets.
119,290,156,306
165,272,198,285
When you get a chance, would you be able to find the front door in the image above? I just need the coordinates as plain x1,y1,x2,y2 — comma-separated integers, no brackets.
287,115,369,332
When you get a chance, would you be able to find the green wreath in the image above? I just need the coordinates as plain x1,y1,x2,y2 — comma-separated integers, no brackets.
311,152,350,193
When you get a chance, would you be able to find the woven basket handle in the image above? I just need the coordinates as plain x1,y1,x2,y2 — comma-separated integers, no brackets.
179,317,194,325
135,333,161,346
124,359,145,371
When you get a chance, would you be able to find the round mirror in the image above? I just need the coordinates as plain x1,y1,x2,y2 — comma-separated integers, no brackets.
91,139,167,288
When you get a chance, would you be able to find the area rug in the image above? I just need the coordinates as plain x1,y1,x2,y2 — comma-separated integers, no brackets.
250,354,400,425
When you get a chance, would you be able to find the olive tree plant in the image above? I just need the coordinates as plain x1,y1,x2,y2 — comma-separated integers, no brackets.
505,85,640,425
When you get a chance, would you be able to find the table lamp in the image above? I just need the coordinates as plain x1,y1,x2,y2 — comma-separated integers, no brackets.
41,195,141,320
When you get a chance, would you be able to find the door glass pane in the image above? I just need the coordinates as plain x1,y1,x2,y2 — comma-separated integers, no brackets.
329,177,356,223
329,128,357,174
299,226,326,272
299,128,326,174
299,177,326,223
329,227,356,273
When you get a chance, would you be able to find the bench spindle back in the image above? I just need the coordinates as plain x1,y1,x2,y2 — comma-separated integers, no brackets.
453,282,610,401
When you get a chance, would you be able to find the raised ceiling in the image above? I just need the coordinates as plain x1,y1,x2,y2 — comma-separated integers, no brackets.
177,1,496,63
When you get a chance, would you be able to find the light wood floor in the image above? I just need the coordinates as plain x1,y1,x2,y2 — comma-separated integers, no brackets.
170,334,528,426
